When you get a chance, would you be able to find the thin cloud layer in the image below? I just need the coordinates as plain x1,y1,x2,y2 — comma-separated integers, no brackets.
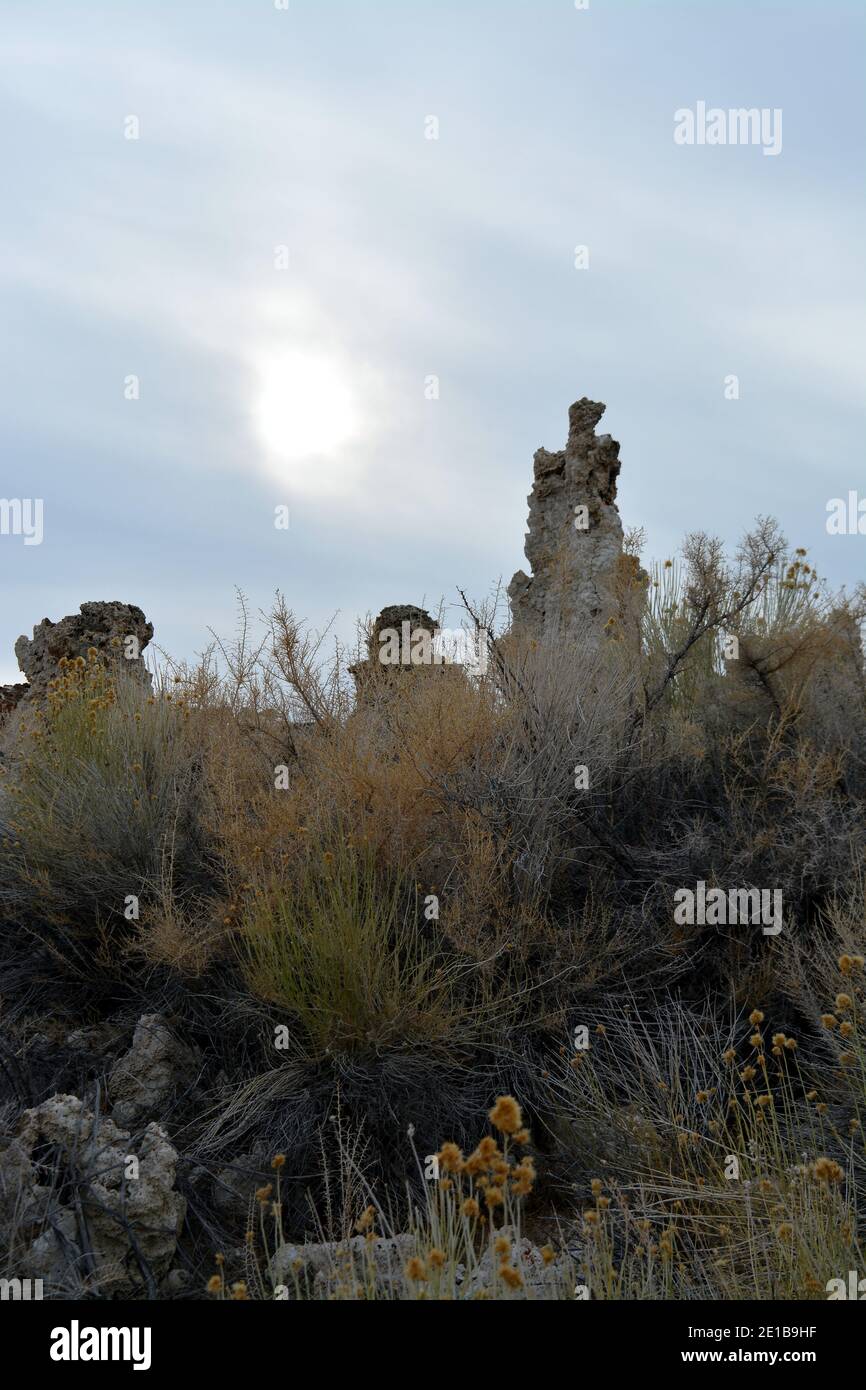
0,1,863,683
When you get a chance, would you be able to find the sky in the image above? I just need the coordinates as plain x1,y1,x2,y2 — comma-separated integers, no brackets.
1,0,864,682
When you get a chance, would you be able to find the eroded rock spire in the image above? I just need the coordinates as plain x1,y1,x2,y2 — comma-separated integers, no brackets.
508,398,644,649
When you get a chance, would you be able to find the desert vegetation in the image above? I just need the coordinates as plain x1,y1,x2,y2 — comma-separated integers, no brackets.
0,512,865,1300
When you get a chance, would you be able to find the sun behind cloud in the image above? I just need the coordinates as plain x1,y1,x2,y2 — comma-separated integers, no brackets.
254,349,364,493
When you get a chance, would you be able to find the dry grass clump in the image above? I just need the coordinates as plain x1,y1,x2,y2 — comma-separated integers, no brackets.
235,834,470,1059
545,993,865,1299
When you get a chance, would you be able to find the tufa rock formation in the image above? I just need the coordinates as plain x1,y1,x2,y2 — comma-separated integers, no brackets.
271,1233,416,1298
0,602,154,738
508,398,645,650
269,1225,571,1299
350,604,442,701
0,682,28,720
14,600,154,702
109,1014,201,1131
0,1092,184,1296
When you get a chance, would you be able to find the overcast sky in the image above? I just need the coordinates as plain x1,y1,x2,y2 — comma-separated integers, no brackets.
1,0,864,682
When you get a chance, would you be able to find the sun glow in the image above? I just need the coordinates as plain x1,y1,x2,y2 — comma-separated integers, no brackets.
255,350,362,487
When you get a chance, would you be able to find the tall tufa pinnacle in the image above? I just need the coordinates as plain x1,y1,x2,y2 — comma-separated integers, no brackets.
508,398,645,649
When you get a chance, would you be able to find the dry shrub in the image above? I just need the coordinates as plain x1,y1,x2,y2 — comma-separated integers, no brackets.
0,657,213,966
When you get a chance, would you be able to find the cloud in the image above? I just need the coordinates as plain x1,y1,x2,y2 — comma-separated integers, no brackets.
0,2,863,679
